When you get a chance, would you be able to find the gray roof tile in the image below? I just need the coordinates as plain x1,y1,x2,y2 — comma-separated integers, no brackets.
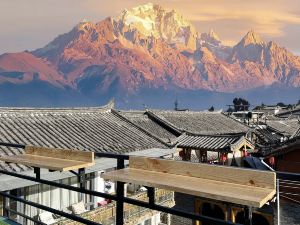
176,133,243,151
0,107,169,172
118,110,178,142
265,119,300,136
148,110,249,135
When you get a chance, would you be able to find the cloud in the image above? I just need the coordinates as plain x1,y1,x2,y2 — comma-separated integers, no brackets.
157,0,300,38
83,0,300,45
0,0,300,54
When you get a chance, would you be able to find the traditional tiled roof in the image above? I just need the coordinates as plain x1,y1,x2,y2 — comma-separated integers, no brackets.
147,110,250,135
117,110,179,142
0,107,169,172
265,119,300,136
253,128,282,144
119,110,254,152
259,136,300,157
291,126,300,138
175,133,244,152
276,108,300,119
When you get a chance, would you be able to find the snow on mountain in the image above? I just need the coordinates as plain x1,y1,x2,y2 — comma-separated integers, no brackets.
200,29,221,47
114,3,198,50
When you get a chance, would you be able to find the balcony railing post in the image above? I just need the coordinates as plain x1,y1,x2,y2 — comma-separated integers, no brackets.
34,167,40,180
244,206,252,225
2,191,9,218
147,187,155,205
78,168,86,202
116,158,125,225
277,179,280,225
78,168,86,189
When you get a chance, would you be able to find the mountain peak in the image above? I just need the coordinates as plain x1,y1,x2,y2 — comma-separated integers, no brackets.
199,29,222,49
130,2,156,12
239,30,265,46
208,29,220,42
114,3,197,49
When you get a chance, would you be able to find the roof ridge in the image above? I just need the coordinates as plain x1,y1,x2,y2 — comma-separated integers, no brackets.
291,125,300,139
148,110,249,136
149,109,222,114
0,108,113,116
0,100,115,113
221,112,251,129
182,132,245,137
145,110,183,135
276,108,300,116
111,109,173,147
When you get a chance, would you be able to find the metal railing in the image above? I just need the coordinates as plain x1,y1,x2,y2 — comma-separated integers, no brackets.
0,142,298,225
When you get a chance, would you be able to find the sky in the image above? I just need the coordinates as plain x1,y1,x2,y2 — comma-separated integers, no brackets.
0,0,300,55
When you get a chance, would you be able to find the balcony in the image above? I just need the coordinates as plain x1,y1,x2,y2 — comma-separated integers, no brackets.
61,189,174,225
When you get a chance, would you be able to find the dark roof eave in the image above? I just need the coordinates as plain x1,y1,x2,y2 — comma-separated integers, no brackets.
111,109,174,148
176,145,231,152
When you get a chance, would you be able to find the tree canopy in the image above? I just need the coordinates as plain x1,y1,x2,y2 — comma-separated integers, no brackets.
276,102,286,107
233,97,250,111
208,106,214,112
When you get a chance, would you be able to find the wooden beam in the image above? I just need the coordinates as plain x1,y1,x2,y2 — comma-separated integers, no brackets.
129,156,275,189
25,146,94,163
0,154,94,171
0,146,95,172
102,168,275,208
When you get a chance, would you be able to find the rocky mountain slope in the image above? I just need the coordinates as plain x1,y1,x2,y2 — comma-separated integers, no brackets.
0,3,299,108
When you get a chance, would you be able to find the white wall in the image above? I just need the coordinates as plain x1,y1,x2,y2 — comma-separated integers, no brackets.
93,171,105,206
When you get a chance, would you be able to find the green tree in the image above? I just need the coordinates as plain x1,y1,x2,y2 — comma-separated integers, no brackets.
276,102,286,107
208,106,214,112
233,97,250,111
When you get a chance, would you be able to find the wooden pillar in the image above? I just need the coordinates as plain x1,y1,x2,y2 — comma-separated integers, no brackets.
231,208,236,223
225,204,229,221
182,148,191,161
194,199,202,225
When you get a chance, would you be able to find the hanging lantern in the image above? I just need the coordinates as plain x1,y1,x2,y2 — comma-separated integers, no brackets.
220,153,227,162
268,156,275,166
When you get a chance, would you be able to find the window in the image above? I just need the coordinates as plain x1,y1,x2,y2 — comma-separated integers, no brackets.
8,188,25,224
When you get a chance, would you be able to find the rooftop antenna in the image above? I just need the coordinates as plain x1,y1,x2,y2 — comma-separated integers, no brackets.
174,97,178,111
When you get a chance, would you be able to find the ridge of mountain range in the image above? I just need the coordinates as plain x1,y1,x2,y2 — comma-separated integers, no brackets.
0,3,299,109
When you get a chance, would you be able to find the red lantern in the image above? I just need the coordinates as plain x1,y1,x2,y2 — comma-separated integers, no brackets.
268,157,275,166
220,153,227,162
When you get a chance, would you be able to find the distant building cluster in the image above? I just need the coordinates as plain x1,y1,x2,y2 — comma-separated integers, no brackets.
0,100,299,225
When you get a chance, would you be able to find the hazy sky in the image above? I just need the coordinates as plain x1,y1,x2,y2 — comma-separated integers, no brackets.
1,0,300,55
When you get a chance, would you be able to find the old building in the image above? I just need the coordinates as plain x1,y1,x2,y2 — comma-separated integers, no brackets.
1,105,297,225
119,109,253,165
0,104,175,225
256,134,300,223
259,135,300,174
119,110,262,225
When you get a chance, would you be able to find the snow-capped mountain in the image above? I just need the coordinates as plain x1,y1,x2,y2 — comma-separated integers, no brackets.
114,3,198,50
0,3,300,108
